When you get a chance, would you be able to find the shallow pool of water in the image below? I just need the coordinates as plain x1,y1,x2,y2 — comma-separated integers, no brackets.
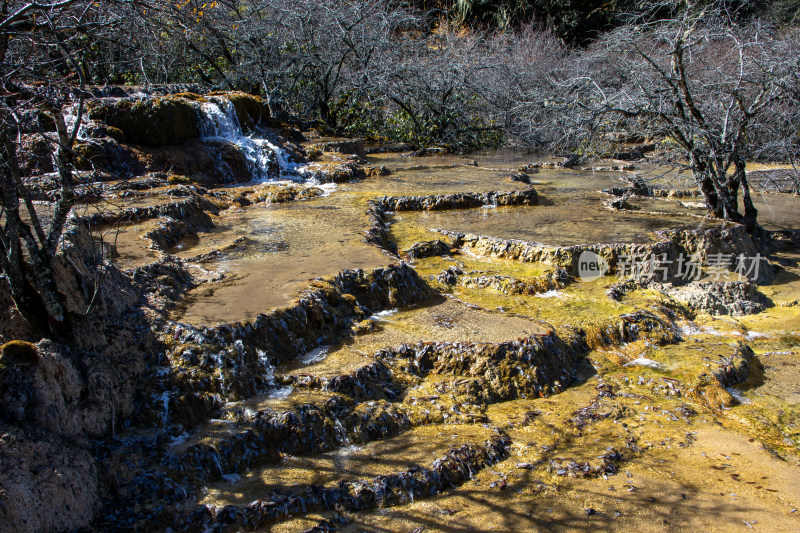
171,192,390,325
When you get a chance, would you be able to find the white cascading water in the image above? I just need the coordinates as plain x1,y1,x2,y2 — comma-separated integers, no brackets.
62,103,90,140
196,97,300,182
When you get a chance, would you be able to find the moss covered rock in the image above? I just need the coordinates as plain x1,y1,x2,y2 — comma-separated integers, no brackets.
73,141,108,170
0,340,39,366
88,96,200,146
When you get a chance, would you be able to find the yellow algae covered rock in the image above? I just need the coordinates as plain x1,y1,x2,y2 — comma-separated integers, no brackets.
0,340,39,366
688,373,737,410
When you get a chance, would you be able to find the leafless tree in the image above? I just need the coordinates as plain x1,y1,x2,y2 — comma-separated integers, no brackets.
555,1,799,236
0,0,128,337
210,0,423,128
482,24,571,150
363,22,501,147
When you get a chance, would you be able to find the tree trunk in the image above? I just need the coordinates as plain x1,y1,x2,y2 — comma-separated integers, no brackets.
697,171,723,218
737,158,761,236
0,135,53,338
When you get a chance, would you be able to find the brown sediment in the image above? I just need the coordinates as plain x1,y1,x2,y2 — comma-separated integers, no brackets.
163,264,433,402
5,135,800,533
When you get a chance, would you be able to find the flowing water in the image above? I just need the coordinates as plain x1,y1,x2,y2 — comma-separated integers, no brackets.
80,104,800,531
197,97,300,179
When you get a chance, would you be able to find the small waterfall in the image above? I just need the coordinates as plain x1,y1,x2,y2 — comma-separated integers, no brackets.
196,97,300,182
197,99,240,138
333,418,350,446
155,391,172,428
62,103,91,141
256,348,273,378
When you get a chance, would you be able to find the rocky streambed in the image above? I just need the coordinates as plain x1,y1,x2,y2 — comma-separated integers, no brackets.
1,91,800,533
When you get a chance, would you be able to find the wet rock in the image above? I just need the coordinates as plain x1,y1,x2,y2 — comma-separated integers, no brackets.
365,143,414,154
107,173,168,191
137,138,257,184
71,139,113,171
325,361,402,401
83,123,127,143
769,229,800,250
407,146,447,157
689,374,736,410
130,256,199,308
364,202,398,256
168,392,221,429
405,240,452,259
285,361,402,403
549,448,624,478
144,212,214,251
659,281,769,316
613,144,655,160
441,225,774,284
303,518,340,532
587,164,636,172
365,165,391,177
713,342,761,389
509,172,531,184
303,160,366,183
167,396,367,492
378,332,582,402
688,343,761,410
83,193,220,227
603,176,654,198
165,264,432,403
606,279,644,301
581,307,680,349
17,133,56,176
434,266,463,286
660,227,775,284
174,434,510,532
604,196,633,210
307,139,366,159
561,154,582,169
460,268,574,296
209,91,269,133
352,319,376,334
245,184,324,205
652,188,702,198
374,188,538,212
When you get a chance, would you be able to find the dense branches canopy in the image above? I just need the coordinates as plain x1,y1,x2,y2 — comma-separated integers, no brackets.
0,0,136,336
567,3,800,232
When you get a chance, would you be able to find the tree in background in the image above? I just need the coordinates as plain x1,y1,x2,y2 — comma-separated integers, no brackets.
554,1,800,235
